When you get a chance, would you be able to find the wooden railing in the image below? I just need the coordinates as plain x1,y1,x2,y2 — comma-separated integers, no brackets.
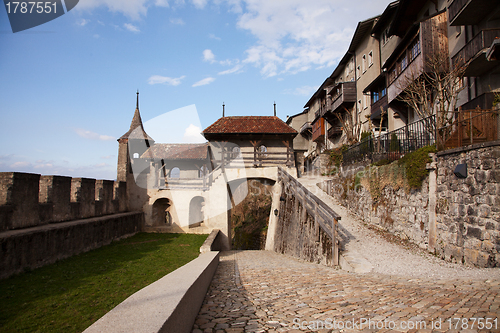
441,108,499,149
448,0,469,24
277,166,341,266
452,29,500,68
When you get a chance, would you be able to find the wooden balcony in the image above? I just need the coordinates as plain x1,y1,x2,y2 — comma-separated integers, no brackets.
387,12,448,103
449,0,494,26
329,82,356,113
451,29,500,76
299,122,312,135
327,126,343,138
312,118,325,143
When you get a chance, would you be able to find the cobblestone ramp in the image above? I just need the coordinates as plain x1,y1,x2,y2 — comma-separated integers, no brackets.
193,251,500,333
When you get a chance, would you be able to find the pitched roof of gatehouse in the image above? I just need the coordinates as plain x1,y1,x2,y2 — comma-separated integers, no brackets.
202,116,297,136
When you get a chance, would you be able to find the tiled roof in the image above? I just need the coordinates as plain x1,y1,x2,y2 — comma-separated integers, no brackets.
141,143,209,160
202,116,297,135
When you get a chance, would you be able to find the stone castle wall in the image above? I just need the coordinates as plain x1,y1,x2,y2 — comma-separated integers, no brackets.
0,172,142,280
0,172,128,232
0,212,143,279
319,142,500,268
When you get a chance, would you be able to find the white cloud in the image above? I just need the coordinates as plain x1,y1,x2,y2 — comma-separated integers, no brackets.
11,161,31,168
124,23,140,32
155,0,170,7
218,64,244,75
183,124,206,143
170,17,185,25
209,33,221,41
77,18,89,26
218,0,390,77
73,0,390,77
192,77,215,87
75,0,150,20
203,49,216,63
192,0,208,9
147,75,186,85
284,85,319,96
74,129,115,141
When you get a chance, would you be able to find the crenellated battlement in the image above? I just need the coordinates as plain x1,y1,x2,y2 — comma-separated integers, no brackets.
0,172,128,231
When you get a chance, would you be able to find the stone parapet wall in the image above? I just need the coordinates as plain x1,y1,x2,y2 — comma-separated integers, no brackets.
271,167,340,266
0,212,143,280
0,172,128,232
318,142,500,268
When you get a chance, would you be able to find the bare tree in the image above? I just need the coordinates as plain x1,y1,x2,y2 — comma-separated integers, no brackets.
335,106,362,145
396,52,466,147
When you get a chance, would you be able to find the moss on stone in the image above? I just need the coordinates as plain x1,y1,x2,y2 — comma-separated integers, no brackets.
397,145,437,191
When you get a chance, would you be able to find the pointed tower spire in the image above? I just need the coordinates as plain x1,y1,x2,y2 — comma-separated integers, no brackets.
118,91,154,142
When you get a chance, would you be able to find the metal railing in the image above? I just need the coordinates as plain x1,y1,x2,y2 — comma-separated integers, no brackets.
277,166,341,266
343,115,436,165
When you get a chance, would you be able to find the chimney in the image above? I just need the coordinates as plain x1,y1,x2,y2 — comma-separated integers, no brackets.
222,102,225,117
274,101,276,117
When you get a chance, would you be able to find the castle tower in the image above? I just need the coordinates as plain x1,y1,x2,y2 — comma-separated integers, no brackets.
117,91,155,182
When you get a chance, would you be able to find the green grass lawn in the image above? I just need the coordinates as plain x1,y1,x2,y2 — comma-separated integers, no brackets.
0,232,208,333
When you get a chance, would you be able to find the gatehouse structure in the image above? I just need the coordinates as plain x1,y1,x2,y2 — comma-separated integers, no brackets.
117,94,298,249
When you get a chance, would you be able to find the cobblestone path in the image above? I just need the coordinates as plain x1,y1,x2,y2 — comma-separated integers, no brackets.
192,251,500,333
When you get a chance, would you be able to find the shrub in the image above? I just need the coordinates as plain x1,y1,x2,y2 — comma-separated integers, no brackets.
397,144,437,190
389,133,400,152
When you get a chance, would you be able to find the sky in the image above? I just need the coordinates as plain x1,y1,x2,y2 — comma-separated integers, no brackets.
0,0,393,180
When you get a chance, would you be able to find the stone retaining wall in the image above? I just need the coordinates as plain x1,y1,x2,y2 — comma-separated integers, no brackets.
0,212,143,279
434,142,500,267
319,142,500,268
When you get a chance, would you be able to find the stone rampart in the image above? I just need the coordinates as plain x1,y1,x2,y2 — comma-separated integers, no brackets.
318,141,500,268
0,172,129,232
0,212,143,279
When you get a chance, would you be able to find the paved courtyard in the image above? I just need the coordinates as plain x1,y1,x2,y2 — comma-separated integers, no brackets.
192,251,500,333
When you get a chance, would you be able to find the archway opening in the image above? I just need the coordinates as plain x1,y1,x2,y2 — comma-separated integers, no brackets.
152,198,172,227
229,178,274,250
189,196,205,228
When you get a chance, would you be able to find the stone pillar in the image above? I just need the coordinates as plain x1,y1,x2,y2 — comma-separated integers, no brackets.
71,178,95,219
0,172,40,229
265,179,283,251
39,175,72,222
427,153,438,253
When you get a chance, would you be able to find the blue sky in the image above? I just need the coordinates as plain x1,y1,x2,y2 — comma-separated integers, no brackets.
0,0,392,180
